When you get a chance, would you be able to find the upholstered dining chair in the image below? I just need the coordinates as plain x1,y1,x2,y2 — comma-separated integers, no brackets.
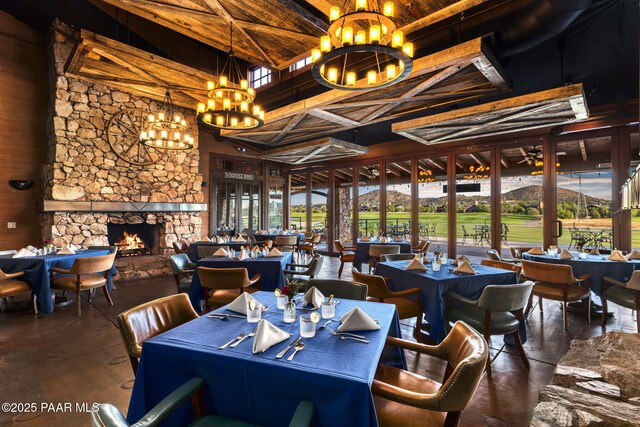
283,255,323,281
0,268,36,313
412,239,431,255
307,279,368,301
509,246,534,259
601,271,640,332
334,240,355,278
297,233,321,259
92,377,315,427
88,245,118,255
486,249,519,264
169,253,195,293
380,253,416,262
352,268,423,341
51,253,116,316
372,321,488,427
275,236,299,259
117,293,199,375
445,281,534,374
172,239,190,254
480,259,523,281
197,245,229,259
368,244,400,273
521,260,590,331
197,267,261,311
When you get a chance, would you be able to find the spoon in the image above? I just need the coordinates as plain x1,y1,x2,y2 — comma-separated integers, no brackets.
287,342,305,361
319,320,333,329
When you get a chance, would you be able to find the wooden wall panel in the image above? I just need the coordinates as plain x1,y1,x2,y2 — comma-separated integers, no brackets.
0,12,47,250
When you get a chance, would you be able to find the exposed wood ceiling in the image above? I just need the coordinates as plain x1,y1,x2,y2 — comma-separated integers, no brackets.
95,0,488,70
393,84,589,145
222,37,509,147
65,29,215,108
258,137,367,164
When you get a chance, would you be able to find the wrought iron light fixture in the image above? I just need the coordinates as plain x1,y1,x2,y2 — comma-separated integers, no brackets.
197,24,264,130
310,0,413,91
365,165,380,179
139,90,194,150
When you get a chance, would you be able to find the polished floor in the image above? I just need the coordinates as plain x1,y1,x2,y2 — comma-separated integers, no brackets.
0,255,637,427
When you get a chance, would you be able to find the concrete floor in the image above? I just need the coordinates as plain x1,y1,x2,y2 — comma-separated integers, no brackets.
0,256,637,427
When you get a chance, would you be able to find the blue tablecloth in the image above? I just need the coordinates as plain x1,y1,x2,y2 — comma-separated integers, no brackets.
375,260,517,343
254,233,305,244
353,240,413,270
188,252,293,311
0,249,112,314
522,253,640,296
187,242,247,261
128,291,404,427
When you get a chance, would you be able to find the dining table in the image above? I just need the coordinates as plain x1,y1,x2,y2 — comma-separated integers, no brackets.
187,241,247,261
0,249,114,314
127,291,404,427
353,239,413,271
522,252,640,296
374,260,518,343
188,252,294,312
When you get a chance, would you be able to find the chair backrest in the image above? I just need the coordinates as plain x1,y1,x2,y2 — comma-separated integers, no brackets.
435,321,488,412
421,240,431,253
311,234,322,244
521,260,576,284
334,240,348,252
308,256,324,276
197,267,251,290
197,245,229,259
380,253,416,262
89,246,118,255
480,259,522,276
70,253,116,275
169,253,192,274
117,294,198,362
351,268,392,299
173,240,190,253
0,249,17,256
486,249,502,261
477,281,534,312
509,246,534,259
275,236,298,247
308,279,368,301
369,244,400,257
264,239,274,249
302,230,313,238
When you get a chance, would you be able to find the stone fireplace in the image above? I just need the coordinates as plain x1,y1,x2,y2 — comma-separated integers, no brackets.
107,219,161,257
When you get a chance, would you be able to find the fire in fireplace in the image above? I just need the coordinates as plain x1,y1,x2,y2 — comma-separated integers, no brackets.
115,231,150,256
107,223,160,257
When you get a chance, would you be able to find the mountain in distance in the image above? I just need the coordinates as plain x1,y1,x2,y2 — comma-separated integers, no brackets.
501,185,609,205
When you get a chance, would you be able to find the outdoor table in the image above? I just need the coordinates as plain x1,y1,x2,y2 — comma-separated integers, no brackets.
375,260,517,343
188,252,293,311
127,291,404,427
353,240,413,271
0,249,113,314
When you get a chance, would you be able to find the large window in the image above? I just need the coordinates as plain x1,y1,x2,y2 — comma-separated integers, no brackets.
358,163,380,237
268,185,283,229
289,172,306,231
631,133,640,248
250,66,272,89
417,156,448,248
385,161,411,239
289,56,312,72
455,151,491,255
311,171,328,240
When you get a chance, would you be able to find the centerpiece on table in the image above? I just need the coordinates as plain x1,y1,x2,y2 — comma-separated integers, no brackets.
281,279,305,323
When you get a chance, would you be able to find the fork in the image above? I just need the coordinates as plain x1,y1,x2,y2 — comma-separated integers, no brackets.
325,328,366,339
230,326,258,347
219,331,245,349
340,336,370,344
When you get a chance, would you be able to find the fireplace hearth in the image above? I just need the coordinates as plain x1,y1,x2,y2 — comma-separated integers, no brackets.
107,223,160,257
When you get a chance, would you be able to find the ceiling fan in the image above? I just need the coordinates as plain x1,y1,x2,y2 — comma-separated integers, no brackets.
517,146,566,166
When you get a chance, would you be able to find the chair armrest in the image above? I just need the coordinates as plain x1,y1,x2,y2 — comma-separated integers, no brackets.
0,270,25,280
131,377,205,427
51,267,71,274
180,269,195,275
383,336,444,359
372,379,440,410
388,287,421,299
574,274,590,285
92,404,130,427
187,262,196,269
602,276,626,288
248,274,262,286
287,262,311,268
287,401,315,427
445,291,478,306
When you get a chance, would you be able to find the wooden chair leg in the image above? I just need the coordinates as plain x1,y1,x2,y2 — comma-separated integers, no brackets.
601,295,608,326
338,261,344,278
512,331,529,369
483,330,492,375
102,286,114,306
524,293,534,318
32,294,38,314
584,295,591,324
538,296,544,313
563,302,568,331
76,289,81,316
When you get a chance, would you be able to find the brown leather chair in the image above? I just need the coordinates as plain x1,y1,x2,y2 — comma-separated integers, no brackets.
480,259,523,281
412,240,431,255
509,246,534,259
274,236,298,253
521,259,590,331
169,253,195,293
352,268,423,341
372,321,488,427
117,293,199,375
368,244,400,273
197,245,229,259
173,240,190,254
51,253,116,315
0,269,36,313
297,234,321,258
197,267,261,311
335,240,355,278
601,271,640,332
307,279,368,301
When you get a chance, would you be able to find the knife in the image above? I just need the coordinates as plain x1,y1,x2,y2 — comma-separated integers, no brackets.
276,337,301,359
208,313,245,319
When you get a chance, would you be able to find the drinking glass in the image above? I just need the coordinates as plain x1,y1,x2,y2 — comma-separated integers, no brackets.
432,262,441,272
300,315,316,338
442,254,448,264
321,301,336,319
276,295,288,309
246,301,262,323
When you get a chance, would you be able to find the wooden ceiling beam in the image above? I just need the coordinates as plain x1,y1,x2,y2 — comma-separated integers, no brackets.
293,145,331,164
307,109,361,126
270,114,305,143
579,139,588,161
501,158,509,168
468,153,486,167
426,158,447,171
399,0,489,35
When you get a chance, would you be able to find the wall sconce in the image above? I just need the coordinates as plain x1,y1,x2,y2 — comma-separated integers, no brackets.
9,180,34,190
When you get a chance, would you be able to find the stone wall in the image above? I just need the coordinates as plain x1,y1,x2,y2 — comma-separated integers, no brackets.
336,187,352,242
41,21,204,251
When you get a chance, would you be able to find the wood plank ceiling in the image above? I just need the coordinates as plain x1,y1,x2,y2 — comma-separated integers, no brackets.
392,84,589,145
65,29,215,108
95,0,487,70
221,38,510,146
258,137,368,164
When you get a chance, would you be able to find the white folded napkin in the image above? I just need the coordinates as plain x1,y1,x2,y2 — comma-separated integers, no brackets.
360,236,370,242
199,236,211,242
338,307,380,332
453,262,476,275
559,249,573,259
608,250,627,262
12,248,37,258
252,245,261,253
252,319,291,354
226,293,258,314
279,230,286,235
626,249,640,260
393,236,402,242
405,258,427,271
266,248,283,257
527,247,545,255
237,250,249,260
303,286,324,309
258,230,266,235
451,256,471,266
212,247,228,257
235,236,246,242
380,237,388,243
57,244,76,255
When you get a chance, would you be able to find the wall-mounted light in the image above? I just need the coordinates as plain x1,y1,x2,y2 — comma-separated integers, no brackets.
236,147,246,153
9,180,34,190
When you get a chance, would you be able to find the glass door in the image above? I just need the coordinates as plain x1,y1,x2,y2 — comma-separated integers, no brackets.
215,180,261,235
241,183,261,233
215,181,236,236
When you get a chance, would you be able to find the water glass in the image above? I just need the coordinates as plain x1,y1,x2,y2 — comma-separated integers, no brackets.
276,295,288,309
321,301,336,319
432,262,441,272
442,254,448,264
246,301,262,323
300,315,316,338
579,252,588,259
